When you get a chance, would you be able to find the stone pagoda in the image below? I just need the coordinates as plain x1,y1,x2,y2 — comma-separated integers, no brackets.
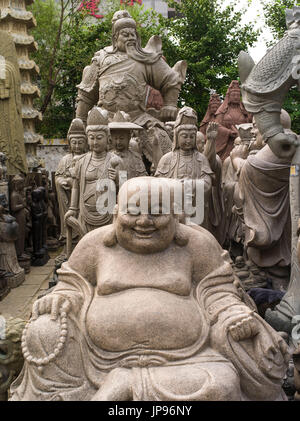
0,0,42,166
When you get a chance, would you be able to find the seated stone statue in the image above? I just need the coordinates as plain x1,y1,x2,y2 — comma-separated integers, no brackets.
10,177,289,401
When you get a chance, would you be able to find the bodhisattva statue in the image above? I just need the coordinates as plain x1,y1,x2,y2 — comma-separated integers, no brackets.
31,188,47,266
108,111,148,180
155,106,213,228
0,194,25,288
64,107,122,239
214,81,252,162
199,93,222,137
0,31,28,175
55,118,87,242
10,177,290,401
75,10,187,164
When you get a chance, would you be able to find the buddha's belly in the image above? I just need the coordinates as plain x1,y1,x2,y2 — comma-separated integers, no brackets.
86,288,203,352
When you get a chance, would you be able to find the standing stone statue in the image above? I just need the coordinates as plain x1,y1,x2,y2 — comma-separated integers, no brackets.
64,107,122,240
0,194,25,288
9,177,290,401
0,31,28,175
109,111,148,180
214,81,252,161
75,10,187,164
238,6,300,333
155,106,213,228
31,188,46,266
199,93,222,137
55,118,87,243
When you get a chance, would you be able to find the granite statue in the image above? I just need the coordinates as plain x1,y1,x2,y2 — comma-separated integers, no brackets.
10,177,290,401
64,107,123,245
75,10,187,164
55,118,87,243
155,106,213,228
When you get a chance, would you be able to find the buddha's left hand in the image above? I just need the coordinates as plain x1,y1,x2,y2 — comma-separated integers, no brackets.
229,314,259,342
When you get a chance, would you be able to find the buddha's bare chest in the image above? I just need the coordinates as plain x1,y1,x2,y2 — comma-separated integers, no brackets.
97,248,192,296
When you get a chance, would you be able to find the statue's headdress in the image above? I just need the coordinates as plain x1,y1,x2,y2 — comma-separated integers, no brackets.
67,118,86,140
86,107,109,133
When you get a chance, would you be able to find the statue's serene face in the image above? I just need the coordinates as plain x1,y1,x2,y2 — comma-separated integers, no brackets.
115,179,176,254
70,136,86,155
229,91,240,104
178,129,196,151
111,129,130,152
116,27,137,52
87,130,108,154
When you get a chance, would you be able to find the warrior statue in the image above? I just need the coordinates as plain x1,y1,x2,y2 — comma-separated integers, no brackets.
75,10,187,166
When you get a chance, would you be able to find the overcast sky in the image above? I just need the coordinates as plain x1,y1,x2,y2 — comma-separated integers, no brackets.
228,0,275,63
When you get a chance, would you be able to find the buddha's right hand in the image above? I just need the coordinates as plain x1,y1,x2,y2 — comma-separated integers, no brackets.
31,295,71,321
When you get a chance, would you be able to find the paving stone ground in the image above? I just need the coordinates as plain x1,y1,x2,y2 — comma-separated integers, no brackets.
0,254,56,321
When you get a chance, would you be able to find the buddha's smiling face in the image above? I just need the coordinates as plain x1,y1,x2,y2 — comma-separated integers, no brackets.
115,178,176,254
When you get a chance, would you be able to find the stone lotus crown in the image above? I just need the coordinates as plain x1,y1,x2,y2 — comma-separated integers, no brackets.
209,94,221,105
67,118,86,139
86,107,109,128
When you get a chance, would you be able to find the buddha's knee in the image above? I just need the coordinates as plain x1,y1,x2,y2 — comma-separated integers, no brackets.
23,314,61,358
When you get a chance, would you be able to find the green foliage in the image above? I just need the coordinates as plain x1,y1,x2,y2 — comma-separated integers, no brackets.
29,0,259,137
262,0,300,134
159,0,259,120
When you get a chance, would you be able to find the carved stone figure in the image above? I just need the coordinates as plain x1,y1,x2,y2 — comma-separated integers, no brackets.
202,122,225,245
0,317,26,401
214,80,252,161
10,175,31,273
31,188,47,266
155,106,213,228
0,31,28,175
0,194,25,288
55,118,87,242
238,5,300,160
199,93,222,137
230,112,295,290
108,111,148,180
75,10,187,164
10,177,290,401
64,107,122,241
0,269,11,301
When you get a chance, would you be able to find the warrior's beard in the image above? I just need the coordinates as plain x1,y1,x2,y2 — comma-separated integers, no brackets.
124,41,161,65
